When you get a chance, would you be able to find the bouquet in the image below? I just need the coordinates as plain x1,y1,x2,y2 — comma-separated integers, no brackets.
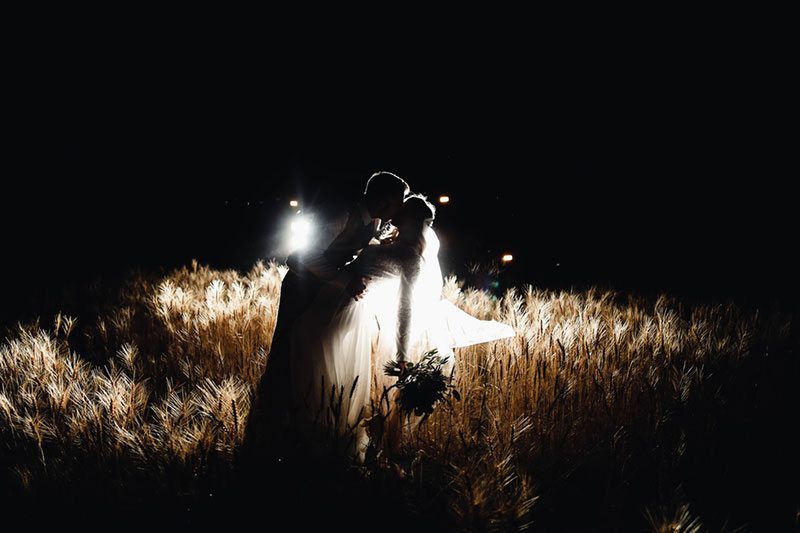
383,349,461,417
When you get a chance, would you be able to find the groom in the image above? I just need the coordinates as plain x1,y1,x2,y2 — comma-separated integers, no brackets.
246,171,410,459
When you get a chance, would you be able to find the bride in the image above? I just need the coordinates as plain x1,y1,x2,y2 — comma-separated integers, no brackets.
288,195,514,463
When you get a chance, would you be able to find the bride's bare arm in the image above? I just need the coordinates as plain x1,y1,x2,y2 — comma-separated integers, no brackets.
395,255,422,363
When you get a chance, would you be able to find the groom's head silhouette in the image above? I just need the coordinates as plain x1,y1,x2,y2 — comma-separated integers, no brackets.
363,171,409,221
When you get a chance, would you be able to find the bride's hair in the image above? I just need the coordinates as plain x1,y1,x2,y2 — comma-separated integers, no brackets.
396,194,435,256
400,194,436,225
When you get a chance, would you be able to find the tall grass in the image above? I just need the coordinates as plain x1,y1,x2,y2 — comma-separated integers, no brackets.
0,261,796,530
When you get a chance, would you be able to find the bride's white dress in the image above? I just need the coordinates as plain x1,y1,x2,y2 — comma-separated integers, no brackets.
288,227,514,463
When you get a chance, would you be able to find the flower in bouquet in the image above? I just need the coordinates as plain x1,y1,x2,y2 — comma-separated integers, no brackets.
383,349,461,417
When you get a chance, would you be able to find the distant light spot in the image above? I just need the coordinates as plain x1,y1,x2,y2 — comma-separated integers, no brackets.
502,254,514,263
439,195,450,204
289,200,299,207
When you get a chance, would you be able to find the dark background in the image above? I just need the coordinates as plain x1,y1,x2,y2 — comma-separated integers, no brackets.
2,28,797,326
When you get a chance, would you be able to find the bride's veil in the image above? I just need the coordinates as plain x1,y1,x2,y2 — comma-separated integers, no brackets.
411,225,443,311
412,226,515,358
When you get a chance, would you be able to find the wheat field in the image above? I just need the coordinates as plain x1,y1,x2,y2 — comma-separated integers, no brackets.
0,261,796,530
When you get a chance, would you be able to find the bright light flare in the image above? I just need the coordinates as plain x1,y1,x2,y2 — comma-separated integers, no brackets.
288,216,313,252
289,200,299,207
439,195,450,204
501,254,514,263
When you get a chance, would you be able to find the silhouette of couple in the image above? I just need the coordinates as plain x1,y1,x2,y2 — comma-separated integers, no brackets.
248,172,514,464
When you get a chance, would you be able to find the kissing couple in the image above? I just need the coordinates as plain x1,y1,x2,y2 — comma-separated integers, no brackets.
251,172,514,464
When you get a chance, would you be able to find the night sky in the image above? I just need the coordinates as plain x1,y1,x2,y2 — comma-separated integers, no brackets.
3,31,796,324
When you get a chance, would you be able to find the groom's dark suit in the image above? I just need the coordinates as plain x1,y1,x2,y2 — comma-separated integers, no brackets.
247,202,382,456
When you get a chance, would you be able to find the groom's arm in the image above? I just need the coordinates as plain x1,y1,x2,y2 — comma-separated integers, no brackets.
324,205,377,268
287,249,339,281
288,204,374,286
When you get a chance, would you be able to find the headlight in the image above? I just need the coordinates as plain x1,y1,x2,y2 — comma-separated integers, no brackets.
288,216,313,252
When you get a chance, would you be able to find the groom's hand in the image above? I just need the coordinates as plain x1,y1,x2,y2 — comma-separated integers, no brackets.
378,223,400,244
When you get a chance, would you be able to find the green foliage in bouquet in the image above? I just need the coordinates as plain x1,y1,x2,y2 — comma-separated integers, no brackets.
383,349,461,417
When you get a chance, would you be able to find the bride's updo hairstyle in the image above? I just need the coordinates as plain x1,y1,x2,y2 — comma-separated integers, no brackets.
401,194,436,225
396,194,436,255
